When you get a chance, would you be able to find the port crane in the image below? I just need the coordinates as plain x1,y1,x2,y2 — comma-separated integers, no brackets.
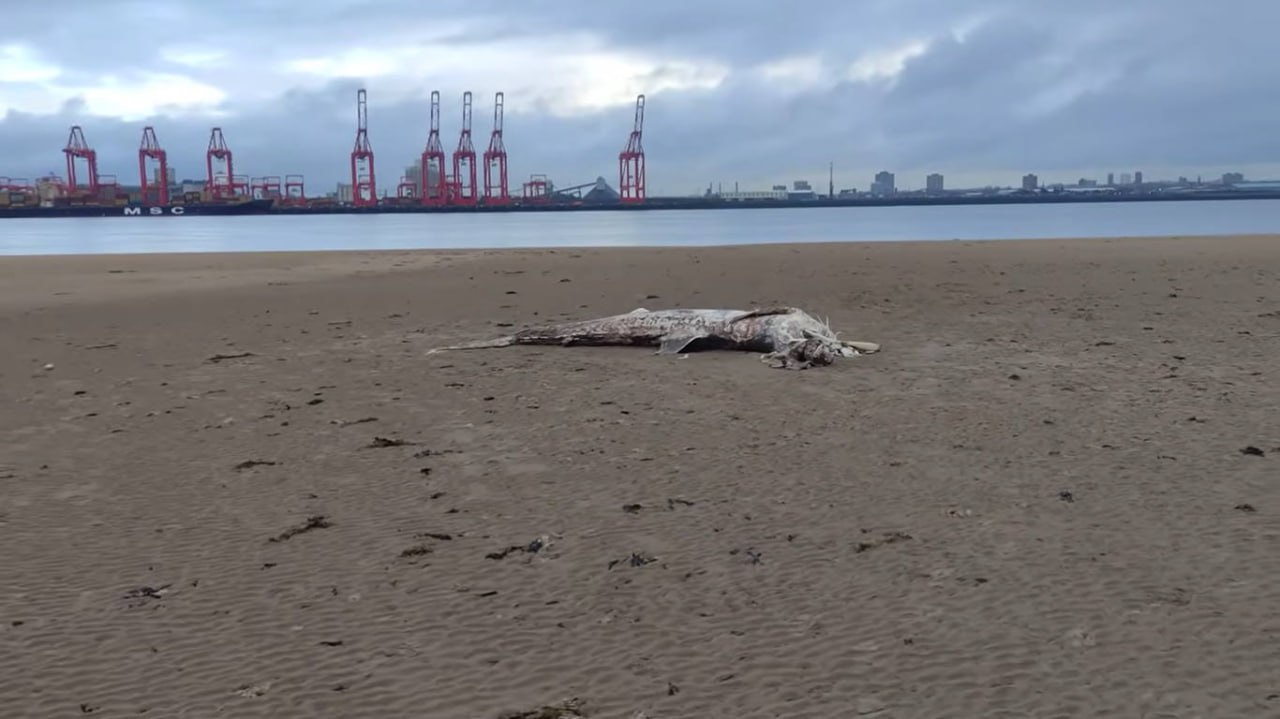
618,94,645,203
63,126,99,197
138,126,169,205
483,92,509,204
420,91,447,206
350,88,376,207
452,91,477,205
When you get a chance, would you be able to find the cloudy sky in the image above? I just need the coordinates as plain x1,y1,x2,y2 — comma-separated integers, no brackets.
1,0,1277,196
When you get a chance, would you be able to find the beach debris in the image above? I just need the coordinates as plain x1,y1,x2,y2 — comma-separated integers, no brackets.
234,682,271,698
1240,446,1266,457
498,697,587,719
853,531,913,553
124,584,171,601
608,552,657,570
268,515,331,543
1235,503,1257,513
426,306,879,370
233,459,277,471
1059,490,1075,503
400,544,433,558
85,343,117,350
667,498,695,510
486,536,549,560
206,352,255,363
367,436,412,448
331,416,378,427
622,503,643,514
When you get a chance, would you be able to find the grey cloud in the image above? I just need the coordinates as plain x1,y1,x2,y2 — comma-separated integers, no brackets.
2,1,1279,193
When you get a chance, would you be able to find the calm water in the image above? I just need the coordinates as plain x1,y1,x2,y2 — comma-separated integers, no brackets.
2,199,1279,256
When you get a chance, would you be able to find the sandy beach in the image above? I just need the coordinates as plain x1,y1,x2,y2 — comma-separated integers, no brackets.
2,235,1279,718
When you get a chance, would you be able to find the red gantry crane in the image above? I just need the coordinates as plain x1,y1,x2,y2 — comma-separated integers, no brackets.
420,90,447,206
618,94,646,203
206,127,244,199
350,88,376,207
63,125,99,197
483,91,509,204
283,174,306,205
452,91,477,206
138,126,169,205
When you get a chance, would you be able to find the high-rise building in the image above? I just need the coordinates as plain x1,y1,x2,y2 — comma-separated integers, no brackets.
871,171,895,195
1107,172,1114,186
1134,171,1143,185
1022,173,1039,191
1119,172,1133,185
1223,172,1244,185
926,173,944,193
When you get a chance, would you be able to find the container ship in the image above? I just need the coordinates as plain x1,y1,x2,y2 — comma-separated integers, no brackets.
0,196,275,219
0,178,275,219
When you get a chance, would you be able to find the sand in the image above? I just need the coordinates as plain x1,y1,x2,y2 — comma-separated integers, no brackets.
2,236,1279,718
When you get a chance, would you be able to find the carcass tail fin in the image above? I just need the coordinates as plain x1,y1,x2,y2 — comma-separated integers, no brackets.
426,336,516,354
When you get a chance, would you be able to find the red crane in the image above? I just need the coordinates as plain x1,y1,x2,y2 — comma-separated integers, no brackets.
483,91,509,205
283,175,306,205
63,126,99,196
618,94,646,203
138,126,169,205
350,88,376,206
206,127,241,199
420,90,447,206
452,91,477,206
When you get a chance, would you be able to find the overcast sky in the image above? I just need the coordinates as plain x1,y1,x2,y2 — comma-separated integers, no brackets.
2,0,1277,196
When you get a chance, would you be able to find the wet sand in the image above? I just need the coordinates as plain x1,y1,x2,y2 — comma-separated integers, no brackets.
2,236,1279,717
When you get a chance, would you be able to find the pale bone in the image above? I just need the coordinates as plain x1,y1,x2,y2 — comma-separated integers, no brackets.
426,306,879,370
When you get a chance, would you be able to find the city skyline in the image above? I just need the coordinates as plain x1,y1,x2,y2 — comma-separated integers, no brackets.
2,1,1279,194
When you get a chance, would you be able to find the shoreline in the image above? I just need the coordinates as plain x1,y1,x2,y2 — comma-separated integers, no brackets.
2,230,1277,261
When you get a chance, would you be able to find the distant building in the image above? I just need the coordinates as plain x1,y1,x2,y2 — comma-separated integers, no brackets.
1022,173,1039,191
1223,172,1245,185
793,180,812,191
1078,178,1097,187
336,183,353,203
1119,172,1133,185
926,173,944,193
1134,171,1143,185
1107,172,1115,186
871,171,895,195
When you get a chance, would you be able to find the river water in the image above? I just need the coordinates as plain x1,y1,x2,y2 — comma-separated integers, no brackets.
2,199,1279,256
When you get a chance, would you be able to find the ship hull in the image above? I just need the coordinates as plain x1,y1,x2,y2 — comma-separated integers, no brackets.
0,199,275,219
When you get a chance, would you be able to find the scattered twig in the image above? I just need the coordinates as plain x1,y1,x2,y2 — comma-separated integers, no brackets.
608,552,656,570
498,698,587,719
331,416,378,427
234,460,277,471
206,352,255,363
486,537,545,560
853,531,913,554
268,515,331,543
